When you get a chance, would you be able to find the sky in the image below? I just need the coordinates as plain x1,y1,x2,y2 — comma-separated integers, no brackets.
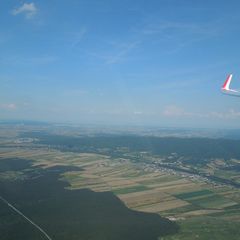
1,0,240,128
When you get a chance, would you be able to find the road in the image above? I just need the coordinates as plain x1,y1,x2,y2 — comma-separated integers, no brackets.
0,195,53,240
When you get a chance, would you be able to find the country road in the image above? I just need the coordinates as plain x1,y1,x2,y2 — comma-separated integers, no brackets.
0,195,53,240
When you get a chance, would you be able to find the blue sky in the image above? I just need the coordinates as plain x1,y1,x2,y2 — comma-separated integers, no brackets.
1,0,240,128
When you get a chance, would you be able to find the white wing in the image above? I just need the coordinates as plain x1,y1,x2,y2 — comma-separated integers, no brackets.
221,74,240,97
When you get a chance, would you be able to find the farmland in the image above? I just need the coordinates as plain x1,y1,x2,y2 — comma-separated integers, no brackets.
1,124,240,239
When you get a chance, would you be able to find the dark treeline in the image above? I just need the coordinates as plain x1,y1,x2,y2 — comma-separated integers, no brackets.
22,132,240,161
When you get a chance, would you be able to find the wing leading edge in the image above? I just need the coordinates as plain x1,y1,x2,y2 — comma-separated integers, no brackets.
221,74,240,97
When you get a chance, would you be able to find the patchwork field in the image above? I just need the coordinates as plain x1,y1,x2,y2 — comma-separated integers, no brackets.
1,126,240,239
1,144,239,223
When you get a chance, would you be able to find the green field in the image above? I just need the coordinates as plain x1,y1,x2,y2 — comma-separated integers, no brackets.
160,216,240,240
113,185,149,194
174,190,213,200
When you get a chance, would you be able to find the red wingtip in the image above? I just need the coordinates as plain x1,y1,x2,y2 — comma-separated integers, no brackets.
222,74,232,89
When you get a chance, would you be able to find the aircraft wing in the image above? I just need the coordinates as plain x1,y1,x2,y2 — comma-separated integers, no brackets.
221,74,240,97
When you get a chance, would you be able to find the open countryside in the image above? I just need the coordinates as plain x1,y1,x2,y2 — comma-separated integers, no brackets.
1,124,240,239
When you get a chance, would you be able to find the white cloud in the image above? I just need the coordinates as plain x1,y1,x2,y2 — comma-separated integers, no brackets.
133,20,222,55
140,20,221,42
11,3,37,19
105,41,139,64
0,55,57,66
208,109,240,119
63,89,88,97
133,111,143,115
0,103,17,110
70,27,87,48
163,105,240,120
91,41,140,65
163,105,188,117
